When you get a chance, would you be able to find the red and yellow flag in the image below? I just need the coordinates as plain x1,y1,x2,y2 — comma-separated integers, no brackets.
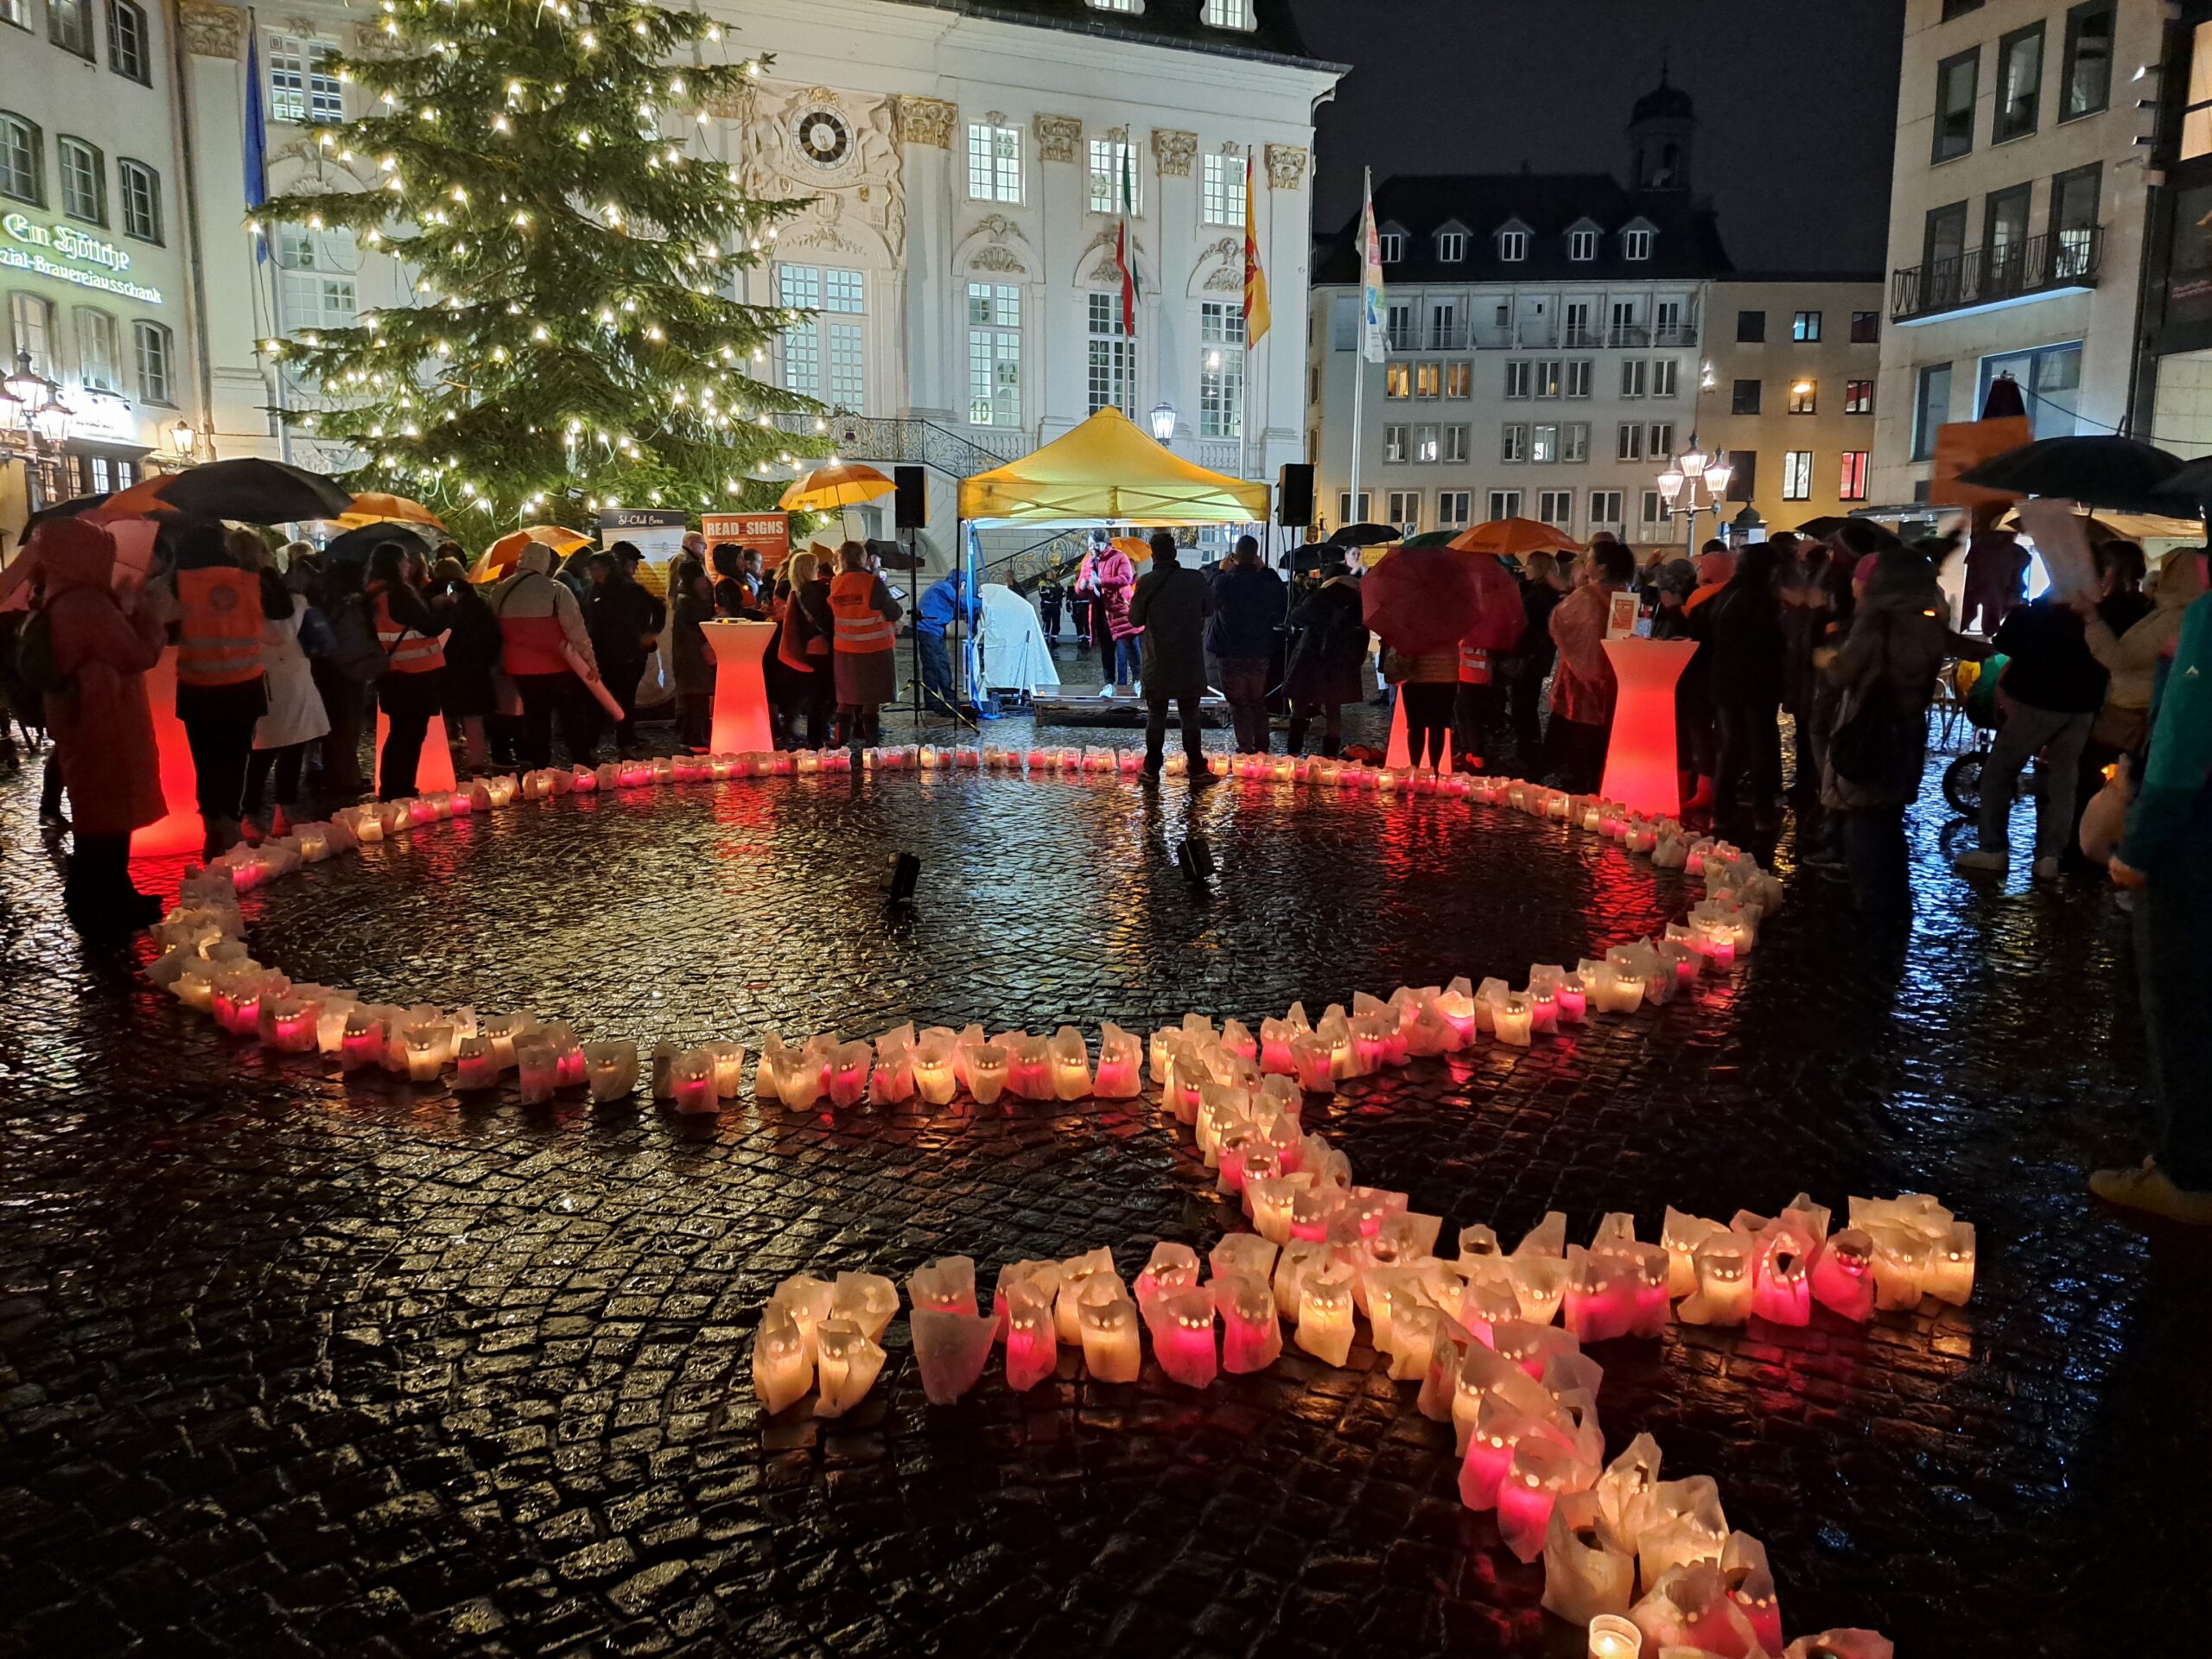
1243,155,1270,348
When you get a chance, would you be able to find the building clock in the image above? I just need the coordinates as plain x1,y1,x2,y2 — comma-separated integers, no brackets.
794,107,852,169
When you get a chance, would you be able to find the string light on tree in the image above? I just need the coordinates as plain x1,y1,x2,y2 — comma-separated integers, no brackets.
256,0,821,536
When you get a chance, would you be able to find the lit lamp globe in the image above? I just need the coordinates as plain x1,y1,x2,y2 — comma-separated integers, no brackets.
1678,442,1709,480
1702,458,1734,499
1655,467,1686,509
0,388,24,436
3,351,43,412
168,418,197,458
1148,401,1177,443
31,395,72,446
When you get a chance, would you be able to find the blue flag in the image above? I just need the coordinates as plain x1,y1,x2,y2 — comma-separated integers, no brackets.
243,27,268,261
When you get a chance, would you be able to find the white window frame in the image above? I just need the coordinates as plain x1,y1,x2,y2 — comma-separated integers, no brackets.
966,123,1021,203
1087,137,1139,215
1503,359,1530,399
1651,359,1678,398
1531,422,1559,464
1382,423,1409,463
1437,230,1467,263
1378,230,1406,264
1414,423,1439,463
1564,359,1592,398
1,0,31,29
1438,491,1471,529
1590,490,1624,526
279,226,359,331
118,158,160,242
1617,423,1645,462
0,113,39,206
48,0,92,57
134,318,173,404
1840,449,1871,501
1641,488,1667,525
1338,490,1372,526
967,281,1020,427
106,0,149,82
1567,228,1597,261
1089,0,1141,10
74,305,120,391
8,291,55,378
1443,424,1468,464
1560,422,1588,463
1488,489,1522,521
1783,449,1814,500
266,32,343,126
1620,359,1647,398
1622,227,1653,261
1498,229,1529,263
1500,423,1527,464
1199,299,1244,438
1536,489,1573,529
1648,422,1675,460
1200,0,1251,26
1385,489,1421,534
1201,151,1246,226
57,135,105,226
1533,359,1561,399
1086,289,1133,415
1445,361,1471,399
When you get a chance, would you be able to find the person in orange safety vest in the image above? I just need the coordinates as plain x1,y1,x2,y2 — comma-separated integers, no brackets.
168,524,285,856
828,541,904,747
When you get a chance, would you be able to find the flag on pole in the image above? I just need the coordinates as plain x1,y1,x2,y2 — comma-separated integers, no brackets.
244,24,269,262
1357,168,1386,365
1114,143,1141,336
1242,155,1270,348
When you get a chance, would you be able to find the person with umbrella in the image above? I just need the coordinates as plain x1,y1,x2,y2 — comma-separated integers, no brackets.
1452,550,1526,771
1282,560,1367,760
1206,534,1287,754
363,542,448,799
166,524,291,855
1127,531,1217,777
428,553,508,773
1546,541,1637,791
582,543,664,759
829,539,906,747
1503,550,1569,770
491,542,600,769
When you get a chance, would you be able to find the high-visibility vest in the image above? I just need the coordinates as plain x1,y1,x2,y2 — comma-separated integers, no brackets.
373,589,446,674
175,566,264,686
829,571,893,652
496,576,571,677
1458,642,1492,684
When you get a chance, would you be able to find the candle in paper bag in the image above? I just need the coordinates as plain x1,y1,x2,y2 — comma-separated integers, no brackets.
1047,1027,1092,1100
1147,1287,1217,1389
583,1039,639,1102
1675,1236,1752,1325
1002,1281,1058,1391
1093,1024,1142,1097
669,1048,717,1114
1295,1262,1356,1365
1053,1248,1116,1343
830,1271,899,1342
1809,1227,1877,1322
1077,1280,1142,1382
751,1303,811,1414
1539,1492,1636,1626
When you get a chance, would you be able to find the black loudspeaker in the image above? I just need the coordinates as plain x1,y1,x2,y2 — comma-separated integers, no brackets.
1276,463,1314,529
894,465,927,529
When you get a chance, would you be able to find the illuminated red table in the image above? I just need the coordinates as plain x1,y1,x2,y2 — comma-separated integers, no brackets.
702,619,778,753
1599,637,1696,818
130,647,205,858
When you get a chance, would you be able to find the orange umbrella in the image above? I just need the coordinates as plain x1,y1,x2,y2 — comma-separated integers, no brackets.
328,492,445,531
1109,535,1154,565
779,461,896,513
472,524,591,582
1449,518,1585,559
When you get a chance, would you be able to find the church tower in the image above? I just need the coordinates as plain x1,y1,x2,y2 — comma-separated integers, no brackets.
1627,69,1695,191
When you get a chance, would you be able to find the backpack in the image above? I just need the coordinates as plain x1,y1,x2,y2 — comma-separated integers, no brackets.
326,592,393,683
14,607,67,699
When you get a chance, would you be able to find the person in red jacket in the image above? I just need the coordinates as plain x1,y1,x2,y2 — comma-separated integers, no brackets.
31,518,168,935
364,542,448,798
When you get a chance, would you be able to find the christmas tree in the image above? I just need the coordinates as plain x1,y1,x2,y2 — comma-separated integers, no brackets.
257,0,821,540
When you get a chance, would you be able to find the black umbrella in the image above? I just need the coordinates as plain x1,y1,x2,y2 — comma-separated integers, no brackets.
321,518,442,569
1328,522,1399,548
2150,456,2212,515
865,537,923,571
1955,435,2185,513
107,457,353,524
1286,542,1347,573
19,492,108,534
1792,516,1852,539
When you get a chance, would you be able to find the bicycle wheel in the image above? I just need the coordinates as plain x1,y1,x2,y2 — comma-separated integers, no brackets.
1943,752,1984,817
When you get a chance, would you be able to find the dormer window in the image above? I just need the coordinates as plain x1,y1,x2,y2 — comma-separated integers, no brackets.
1623,227,1654,261
1498,229,1529,263
1378,230,1406,264
1567,228,1597,261
1200,0,1252,27
1088,0,1141,11
1437,231,1467,263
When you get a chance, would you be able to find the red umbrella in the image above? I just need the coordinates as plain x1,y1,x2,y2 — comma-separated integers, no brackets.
1455,549,1527,653
1361,543,1478,657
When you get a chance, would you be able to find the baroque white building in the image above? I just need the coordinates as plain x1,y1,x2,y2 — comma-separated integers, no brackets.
1,0,1342,566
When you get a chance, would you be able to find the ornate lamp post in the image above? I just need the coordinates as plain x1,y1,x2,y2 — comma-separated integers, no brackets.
1654,435,1732,549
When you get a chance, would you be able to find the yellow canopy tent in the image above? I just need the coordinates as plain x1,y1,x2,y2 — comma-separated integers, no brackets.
957,406,1269,525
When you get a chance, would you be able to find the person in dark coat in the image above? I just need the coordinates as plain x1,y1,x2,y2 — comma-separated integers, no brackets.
1701,541,1789,828
669,555,716,752
583,543,664,757
1779,537,1834,804
1504,550,1567,769
1955,589,2108,880
1205,535,1286,753
1283,563,1367,758
711,543,764,619
429,556,507,772
1127,531,1217,777
1037,574,1065,639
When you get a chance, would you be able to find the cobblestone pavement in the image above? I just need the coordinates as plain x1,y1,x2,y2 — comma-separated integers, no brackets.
1,707,2206,1657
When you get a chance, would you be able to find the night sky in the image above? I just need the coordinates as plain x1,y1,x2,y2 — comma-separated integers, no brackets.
1291,0,1908,276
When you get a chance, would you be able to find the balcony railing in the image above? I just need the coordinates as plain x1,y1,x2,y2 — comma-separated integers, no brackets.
1562,325,1603,349
772,411,1027,475
1370,316,1699,355
1891,226,2101,321
1608,323,1650,348
1652,322,1700,347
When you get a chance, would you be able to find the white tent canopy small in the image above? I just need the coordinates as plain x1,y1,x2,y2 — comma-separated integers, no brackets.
957,407,1271,528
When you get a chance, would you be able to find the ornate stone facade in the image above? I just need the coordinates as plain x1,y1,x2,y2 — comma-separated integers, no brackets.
1264,143,1307,192
894,96,957,149
1152,130,1197,178
734,80,906,267
180,0,245,58
1033,115,1082,163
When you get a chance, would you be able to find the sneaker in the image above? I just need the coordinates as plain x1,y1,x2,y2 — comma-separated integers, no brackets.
2089,1158,2212,1225
2032,855,2061,881
1952,849,2008,875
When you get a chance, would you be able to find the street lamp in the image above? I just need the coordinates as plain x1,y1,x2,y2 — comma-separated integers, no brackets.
168,417,199,458
3,350,42,410
1147,401,1177,443
1656,434,1732,547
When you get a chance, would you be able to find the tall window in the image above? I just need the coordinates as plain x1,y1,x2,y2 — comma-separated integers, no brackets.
1438,491,1471,529
1088,0,1139,10
1737,309,1765,343
1533,359,1561,398
1378,230,1405,263
1443,424,1468,463
74,307,119,391
778,265,864,409
1488,489,1522,521
1561,422,1588,462
106,0,149,82
1436,231,1466,263
1839,451,1870,502
1414,361,1440,398
1199,300,1244,438
1651,359,1677,398
1622,228,1652,261
1536,490,1573,528
2053,164,2101,276
1619,359,1646,398
1616,423,1644,462
1935,48,1979,162
1912,362,1952,461
134,319,172,403
1202,152,1245,226
966,123,1020,202
1500,423,1527,463
1201,0,1250,25
1445,362,1471,398
1846,378,1873,414
267,33,343,124
1337,491,1371,526
1087,137,1136,214
1413,424,1439,463
1641,489,1667,526
966,283,1020,426
1994,23,2044,142
2062,4,2113,119
48,0,92,56
1,0,26,29
1567,228,1596,261
0,112,41,205
1647,423,1674,460
1782,450,1814,501
58,136,104,224
1384,362,1411,398
1531,423,1558,463
1498,229,1528,262
1503,360,1530,399
1789,379,1817,415
1385,490,1420,533
1732,378,1762,416
118,158,160,241
1565,359,1592,397
9,291,55,378
1590,490,1624,526
278,226,358,328
1981,340,2082,438
1086,290,1131,415
1792,309,1821,342
1382,424,1408,463
1850,310,1879,343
